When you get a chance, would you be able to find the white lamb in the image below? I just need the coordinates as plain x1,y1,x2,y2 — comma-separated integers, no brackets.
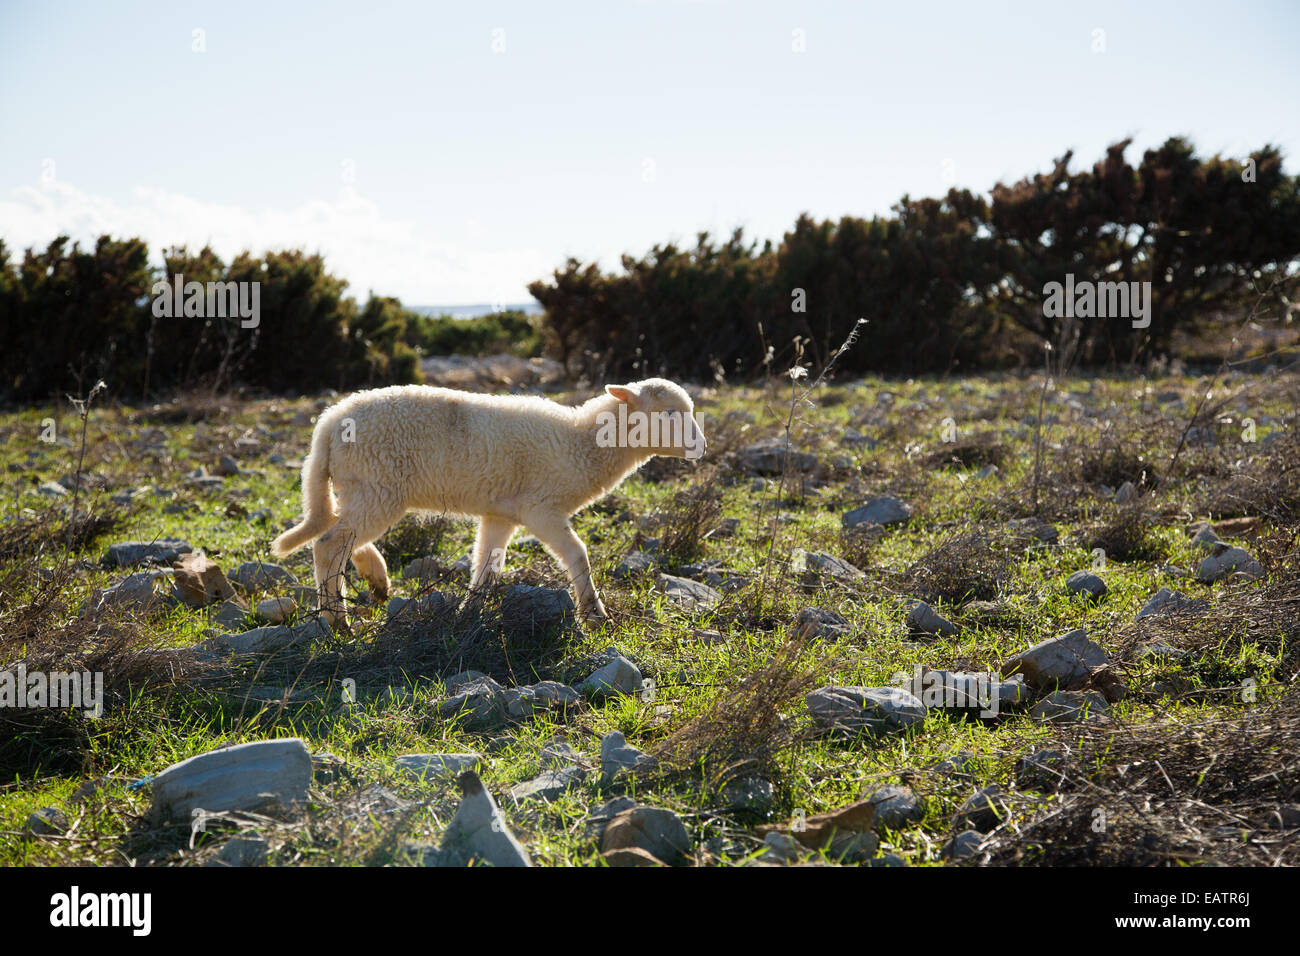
270,378,706,627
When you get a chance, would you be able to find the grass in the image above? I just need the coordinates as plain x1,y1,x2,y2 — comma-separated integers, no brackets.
0,362,1297,866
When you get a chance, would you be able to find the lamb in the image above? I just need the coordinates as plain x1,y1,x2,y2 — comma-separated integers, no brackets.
270,377,706,627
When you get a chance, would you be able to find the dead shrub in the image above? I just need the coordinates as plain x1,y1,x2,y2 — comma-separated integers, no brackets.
657,477,724,566
903,531,1016,605
981,693,1300,866
651,636,824,793
1079,506,1166,563
924,434,1008,471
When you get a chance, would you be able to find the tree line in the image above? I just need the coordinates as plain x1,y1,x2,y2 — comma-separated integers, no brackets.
2,136,1296,402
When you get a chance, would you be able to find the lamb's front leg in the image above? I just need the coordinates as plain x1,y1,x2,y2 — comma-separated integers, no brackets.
470,516,517,590
523,510,608,621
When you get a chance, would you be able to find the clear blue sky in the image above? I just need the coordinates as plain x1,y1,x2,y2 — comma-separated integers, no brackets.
2,0,1297,304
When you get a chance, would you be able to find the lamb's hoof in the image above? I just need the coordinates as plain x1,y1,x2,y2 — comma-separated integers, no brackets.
581,604,611,624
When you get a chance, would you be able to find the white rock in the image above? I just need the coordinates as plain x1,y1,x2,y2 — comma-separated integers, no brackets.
438,772,532,867
150,738,312,823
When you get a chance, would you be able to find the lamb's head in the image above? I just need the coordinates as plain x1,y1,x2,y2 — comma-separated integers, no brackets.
602,378,706,460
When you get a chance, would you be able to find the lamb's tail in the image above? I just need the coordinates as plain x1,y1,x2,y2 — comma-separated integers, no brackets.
270,422,338,557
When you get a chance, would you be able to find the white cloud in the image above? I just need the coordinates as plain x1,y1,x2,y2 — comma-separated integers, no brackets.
0,179,548,304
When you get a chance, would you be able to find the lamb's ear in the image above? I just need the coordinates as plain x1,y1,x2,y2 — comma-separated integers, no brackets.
605,384,640,406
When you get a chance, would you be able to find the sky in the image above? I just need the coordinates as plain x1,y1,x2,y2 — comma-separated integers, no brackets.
1,0,1297,305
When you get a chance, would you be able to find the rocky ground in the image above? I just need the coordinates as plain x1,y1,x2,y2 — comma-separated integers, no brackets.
1,363,1298,867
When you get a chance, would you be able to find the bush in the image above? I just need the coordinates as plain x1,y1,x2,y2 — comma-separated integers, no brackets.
0,239,423,402
404,309,543,358
528,137,1300,381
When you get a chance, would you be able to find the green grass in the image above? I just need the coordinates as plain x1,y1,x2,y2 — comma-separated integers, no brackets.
0,366,1296,866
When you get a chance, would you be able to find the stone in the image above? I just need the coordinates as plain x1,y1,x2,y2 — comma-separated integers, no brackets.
723,776,776,813
1030,690,1110,723
794,606,851,641
396,753,482,782
170,553,235,608
26,807,68,836
903,668,1029,718
613,551,657,579
1016,749,1069,791
438,772,531,867
530,680,581,710
806,685,926,735
255,596,297,624
1001,629,1110,692
585,796,637,841
601,846,666,866
36,480,69,497
201,619,328,656
601,807,691,865
209,836,268,867
713,517,740,538
842,496,911,529
760,831,802,863
103,538,193,568
737,439,818,476
1114,480,1137,502
438,676,507,730
386,592,450,618
209,598,250,630
502,585,576,629
510,765,586,803
1066,570,1107,600
1136,587,1208,620
930,751,979,780
149,738,313,823
600,730,657,783
1191,524,1221,549
905,601,958,637
774,799,879,858
539,739,583,769
216,455,241,476
1197,544,1263,584
228,561,297,592
656,574,722,609
503,686,538,719
942,829,985,861
580,655,644,699
790,549,865,582
84,570,174,615
1006,517,1059,544
401,556,443,581
952,786,1011,833
864,784,926,830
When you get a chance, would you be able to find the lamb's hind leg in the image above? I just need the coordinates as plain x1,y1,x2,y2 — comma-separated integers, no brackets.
470,516,517,590
352,543,390,602
522,510,608,621
314,489,402,629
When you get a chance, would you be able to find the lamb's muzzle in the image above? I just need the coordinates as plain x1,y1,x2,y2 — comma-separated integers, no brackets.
270,377,705,628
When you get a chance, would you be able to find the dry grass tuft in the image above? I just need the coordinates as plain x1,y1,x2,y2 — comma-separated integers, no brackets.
903,530,1016,605
651,637,823,791
981,692,1300,866
1079,505,1166,563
